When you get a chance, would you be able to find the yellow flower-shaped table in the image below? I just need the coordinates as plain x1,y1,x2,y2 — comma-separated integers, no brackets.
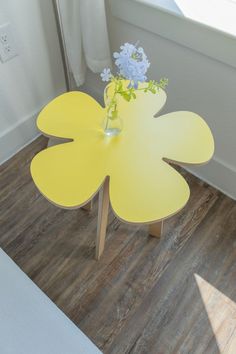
31,84,214,259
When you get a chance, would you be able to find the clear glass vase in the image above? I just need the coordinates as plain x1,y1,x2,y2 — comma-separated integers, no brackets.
103,114,123,136
103,85,123,136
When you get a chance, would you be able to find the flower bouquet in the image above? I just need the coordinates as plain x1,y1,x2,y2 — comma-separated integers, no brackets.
101,42,168,136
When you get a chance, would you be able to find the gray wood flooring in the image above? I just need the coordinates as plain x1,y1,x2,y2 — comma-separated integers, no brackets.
1,136,236,354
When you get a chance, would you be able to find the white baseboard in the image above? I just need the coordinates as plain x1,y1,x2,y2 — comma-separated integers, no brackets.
184,157,236,200
0,112,40,165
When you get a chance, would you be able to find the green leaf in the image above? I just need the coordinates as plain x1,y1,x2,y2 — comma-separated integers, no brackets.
111,110,118,119
120,91,131,102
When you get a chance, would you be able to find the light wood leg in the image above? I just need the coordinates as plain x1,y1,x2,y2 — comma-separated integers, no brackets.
96,178,109,260
82,200,93,212
149,221,163,238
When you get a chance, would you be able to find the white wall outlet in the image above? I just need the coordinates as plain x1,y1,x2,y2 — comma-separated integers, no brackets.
0,23,18,63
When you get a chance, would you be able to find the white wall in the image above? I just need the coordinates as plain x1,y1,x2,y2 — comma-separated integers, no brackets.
0,0,65,163
2,1,234,199
83,1,236,200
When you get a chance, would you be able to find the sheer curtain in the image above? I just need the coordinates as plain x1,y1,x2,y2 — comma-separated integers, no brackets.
58,0,112,87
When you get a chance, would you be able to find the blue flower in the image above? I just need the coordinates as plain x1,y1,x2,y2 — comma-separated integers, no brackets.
101,68,112,82
113,43,150,88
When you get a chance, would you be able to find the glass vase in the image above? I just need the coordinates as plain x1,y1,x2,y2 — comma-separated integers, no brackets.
103,114,123,137
103,85,122,136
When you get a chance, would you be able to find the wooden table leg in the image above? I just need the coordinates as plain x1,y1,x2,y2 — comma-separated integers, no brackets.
149,220,163,238
82,200,93,212
96,178,109,260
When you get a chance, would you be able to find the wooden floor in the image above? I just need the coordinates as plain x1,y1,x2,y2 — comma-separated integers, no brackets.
1,136,236,354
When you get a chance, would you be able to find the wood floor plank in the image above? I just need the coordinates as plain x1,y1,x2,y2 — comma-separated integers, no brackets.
1,136,236,354
109,196,236,354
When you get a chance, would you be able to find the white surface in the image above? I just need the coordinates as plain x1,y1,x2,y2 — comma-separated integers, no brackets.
0,0,65,164
137,0,236,38
0,22,18,63
82,1,236,199
0,248,101,354
58,0,111,86
109,0,236,70
171,0,236,37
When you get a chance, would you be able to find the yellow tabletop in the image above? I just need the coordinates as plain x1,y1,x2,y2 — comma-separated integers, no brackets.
31,83,214,224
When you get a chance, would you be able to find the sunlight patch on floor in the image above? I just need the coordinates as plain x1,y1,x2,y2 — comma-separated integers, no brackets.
195,274,236,353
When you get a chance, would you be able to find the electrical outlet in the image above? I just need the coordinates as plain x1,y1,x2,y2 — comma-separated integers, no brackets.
0,23,18,63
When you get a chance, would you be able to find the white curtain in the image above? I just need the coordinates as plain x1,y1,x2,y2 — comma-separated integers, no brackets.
58,0,112,86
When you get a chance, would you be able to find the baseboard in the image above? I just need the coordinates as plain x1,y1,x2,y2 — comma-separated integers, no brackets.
0,112,39,165
184,157,236,201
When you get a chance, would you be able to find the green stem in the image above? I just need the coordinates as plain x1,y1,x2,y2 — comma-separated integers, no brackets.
105,114,109,130
106,80,119,120
105,78,167,123
117,85,164,95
